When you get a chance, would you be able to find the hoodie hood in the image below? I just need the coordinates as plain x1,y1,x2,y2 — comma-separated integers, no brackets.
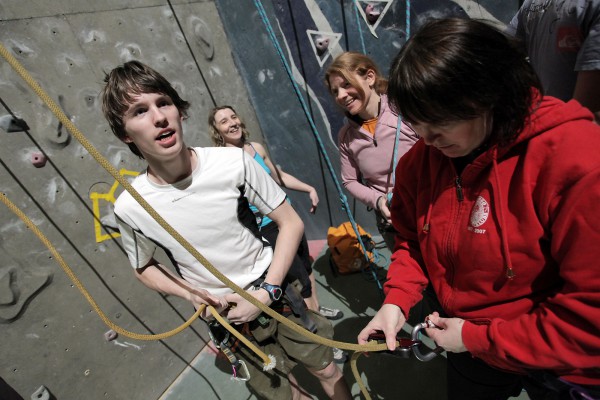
498,94,594,157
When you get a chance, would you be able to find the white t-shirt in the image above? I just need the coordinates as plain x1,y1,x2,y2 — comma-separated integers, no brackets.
114,147,287,296
509,0,600,101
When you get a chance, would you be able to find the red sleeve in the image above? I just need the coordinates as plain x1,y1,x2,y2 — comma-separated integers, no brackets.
383,151,429,319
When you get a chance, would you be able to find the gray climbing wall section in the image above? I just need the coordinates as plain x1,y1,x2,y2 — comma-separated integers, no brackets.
1,1,520,399
0,1,264,399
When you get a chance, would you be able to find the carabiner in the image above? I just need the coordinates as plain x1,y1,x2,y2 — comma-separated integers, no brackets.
411,322,445,362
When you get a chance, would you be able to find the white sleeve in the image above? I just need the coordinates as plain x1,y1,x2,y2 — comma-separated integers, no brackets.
576,4,600,71
115,214,156,269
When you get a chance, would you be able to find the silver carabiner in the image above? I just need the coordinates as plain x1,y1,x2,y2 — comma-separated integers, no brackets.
411,322,445,362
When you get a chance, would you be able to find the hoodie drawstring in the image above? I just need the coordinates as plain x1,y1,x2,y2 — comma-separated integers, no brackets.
421,175,439,235
491,147,516,280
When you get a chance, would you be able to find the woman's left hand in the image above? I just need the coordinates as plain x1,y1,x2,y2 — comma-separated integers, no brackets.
308,188,319,214
377,196,392,223
425,312,467,353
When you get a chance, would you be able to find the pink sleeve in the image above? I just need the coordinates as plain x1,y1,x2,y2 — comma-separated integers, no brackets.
339,127,383,209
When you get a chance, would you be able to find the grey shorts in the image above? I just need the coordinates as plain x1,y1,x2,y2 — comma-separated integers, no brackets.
237,309,334,400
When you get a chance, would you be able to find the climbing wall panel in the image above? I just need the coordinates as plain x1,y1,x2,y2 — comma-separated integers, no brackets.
0,1,262,399
214,0,520,238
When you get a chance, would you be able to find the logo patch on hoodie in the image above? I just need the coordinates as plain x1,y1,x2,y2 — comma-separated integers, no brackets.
468,196,489,234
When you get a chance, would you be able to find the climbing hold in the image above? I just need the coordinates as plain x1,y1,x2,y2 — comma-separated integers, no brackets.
0,114,29,132
31,385,50,400
314,35,330,55
46,95,71,147
192,17,214,60
46,121,71,146
104,329,118,342
30,152,47,168
365,3,382,25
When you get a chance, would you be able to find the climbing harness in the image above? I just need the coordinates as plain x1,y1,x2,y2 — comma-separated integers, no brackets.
207,321,251,381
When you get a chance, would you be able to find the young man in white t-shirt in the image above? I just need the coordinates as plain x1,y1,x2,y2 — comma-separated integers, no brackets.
101,60,350,400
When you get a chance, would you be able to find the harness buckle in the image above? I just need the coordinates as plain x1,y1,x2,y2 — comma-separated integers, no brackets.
208,321,251,381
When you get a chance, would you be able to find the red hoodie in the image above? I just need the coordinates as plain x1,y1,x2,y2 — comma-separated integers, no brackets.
385,95,600,385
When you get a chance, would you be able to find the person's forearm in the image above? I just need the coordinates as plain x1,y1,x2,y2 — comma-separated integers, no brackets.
263,204,304,285
573,70,600,117
344,179,382,209
135,262,194,302
277,171,314,194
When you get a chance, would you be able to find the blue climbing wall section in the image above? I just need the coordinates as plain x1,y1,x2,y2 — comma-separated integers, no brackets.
215,0,520,238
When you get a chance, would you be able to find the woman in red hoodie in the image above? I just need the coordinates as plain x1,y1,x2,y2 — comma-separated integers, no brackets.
358,18,600,400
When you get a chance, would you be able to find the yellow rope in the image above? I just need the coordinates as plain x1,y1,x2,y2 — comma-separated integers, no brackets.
0,41,392,398
0,193,204,340
351,351,372,400
2,189,381,397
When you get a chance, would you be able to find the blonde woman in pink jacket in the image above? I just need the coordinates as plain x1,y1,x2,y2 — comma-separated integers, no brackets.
325,52,419,249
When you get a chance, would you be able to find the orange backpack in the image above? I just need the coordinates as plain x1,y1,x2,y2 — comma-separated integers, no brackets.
327,222,375,275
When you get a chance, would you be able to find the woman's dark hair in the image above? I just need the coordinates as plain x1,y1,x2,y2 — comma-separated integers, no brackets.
388,18,542,146
101,60,190,158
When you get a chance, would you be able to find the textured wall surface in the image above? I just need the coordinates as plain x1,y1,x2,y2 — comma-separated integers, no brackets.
0,1,262,399
214,0,520,237
0,1,519,399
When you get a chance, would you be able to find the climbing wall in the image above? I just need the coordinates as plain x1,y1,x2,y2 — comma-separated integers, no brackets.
214,0,520,237
0,1,520,399
0,2,264,399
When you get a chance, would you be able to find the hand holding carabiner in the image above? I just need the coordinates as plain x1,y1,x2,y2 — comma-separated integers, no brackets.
424,311,467,353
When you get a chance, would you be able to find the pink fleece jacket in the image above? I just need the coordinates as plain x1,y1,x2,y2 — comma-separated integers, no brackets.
338,94,419,209
385,95,600,385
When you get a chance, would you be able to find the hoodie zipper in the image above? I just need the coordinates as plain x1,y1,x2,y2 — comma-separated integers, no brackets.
455,176,464,202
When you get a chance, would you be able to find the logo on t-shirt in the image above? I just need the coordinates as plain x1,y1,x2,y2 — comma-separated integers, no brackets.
556,27,583,53
468,196,489,234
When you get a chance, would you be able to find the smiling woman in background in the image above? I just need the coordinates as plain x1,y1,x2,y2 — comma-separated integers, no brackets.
325,52,419,250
